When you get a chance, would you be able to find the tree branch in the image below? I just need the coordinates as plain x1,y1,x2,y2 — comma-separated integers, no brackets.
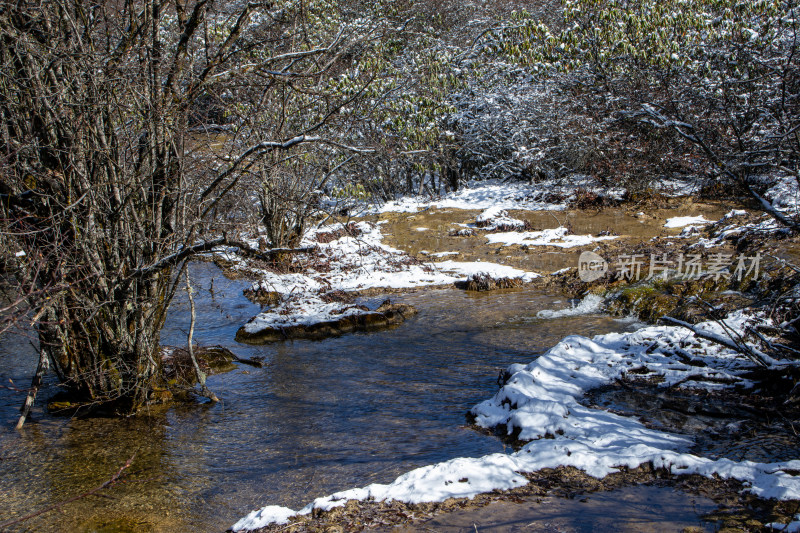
660,316,789,368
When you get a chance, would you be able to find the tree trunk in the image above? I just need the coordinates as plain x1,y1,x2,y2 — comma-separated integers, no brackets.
38,273,170,413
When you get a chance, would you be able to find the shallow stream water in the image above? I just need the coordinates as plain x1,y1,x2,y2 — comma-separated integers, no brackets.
0,262,644,532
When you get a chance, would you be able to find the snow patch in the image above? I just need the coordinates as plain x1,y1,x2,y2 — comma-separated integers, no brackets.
486,226,616,248
766,176,800,215
234,506,297,529
474,207,526,230
723,209,748,219
766,515,800,532
664,216,712,228
433,260,540,282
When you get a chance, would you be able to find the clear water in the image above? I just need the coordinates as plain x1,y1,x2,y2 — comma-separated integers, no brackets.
0,262,641,532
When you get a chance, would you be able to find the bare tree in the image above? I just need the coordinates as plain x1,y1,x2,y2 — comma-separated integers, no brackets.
0,0,382,416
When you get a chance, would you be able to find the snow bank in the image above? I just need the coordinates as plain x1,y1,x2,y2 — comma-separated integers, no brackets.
693,209,791,248
329,174,710,217
374,180,570,214
232,454,527,531
232,311,800,531
364,176,624,215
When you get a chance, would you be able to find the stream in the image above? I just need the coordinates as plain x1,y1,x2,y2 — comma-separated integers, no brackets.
0,261,651,532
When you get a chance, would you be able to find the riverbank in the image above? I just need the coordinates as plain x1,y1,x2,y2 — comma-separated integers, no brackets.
2,178,797,532
236,466,800,532
230,178,800,532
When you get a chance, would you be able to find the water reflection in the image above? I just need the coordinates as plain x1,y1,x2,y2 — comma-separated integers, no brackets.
0,262,636,532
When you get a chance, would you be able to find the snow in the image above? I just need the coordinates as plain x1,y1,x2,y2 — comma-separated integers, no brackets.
656,177,704,196
230,183,800,531
723,209,748,219
225,221,538,334
678,225,702,238
694,211,791,248
233,311,800,531
377,180,565,213
664,215,712,228
232,455,527,531
363,177,640,216
767,516,800,532
474,206,526,230
766,176,800,216
536,294,605,319
486,226,617,248
242,300,373,332
365,179,573,214
237,506,297,527
433,260,539,282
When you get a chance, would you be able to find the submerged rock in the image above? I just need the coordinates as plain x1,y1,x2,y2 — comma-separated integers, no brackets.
235,301,418,344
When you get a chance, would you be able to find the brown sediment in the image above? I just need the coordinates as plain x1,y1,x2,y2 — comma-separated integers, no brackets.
234,302,418,344
370,200,736,275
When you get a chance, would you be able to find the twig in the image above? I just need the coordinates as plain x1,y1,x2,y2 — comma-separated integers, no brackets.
185,271,219,403
0,454,135,529
15,345,50,430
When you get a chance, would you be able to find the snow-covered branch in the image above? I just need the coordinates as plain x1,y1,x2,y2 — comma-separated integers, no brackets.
660,316,790,368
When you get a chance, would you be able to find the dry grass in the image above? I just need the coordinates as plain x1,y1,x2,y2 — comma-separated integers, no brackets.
314,222,362,243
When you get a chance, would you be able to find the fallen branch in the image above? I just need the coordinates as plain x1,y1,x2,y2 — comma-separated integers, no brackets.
660,316,785,368
223,240,316,262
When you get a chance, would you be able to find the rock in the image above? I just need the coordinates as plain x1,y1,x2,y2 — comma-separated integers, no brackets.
243,287,282,305
235,302,418,344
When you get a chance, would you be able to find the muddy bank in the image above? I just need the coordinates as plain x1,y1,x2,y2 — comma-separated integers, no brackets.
242,465,800,532
387,484,716,532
